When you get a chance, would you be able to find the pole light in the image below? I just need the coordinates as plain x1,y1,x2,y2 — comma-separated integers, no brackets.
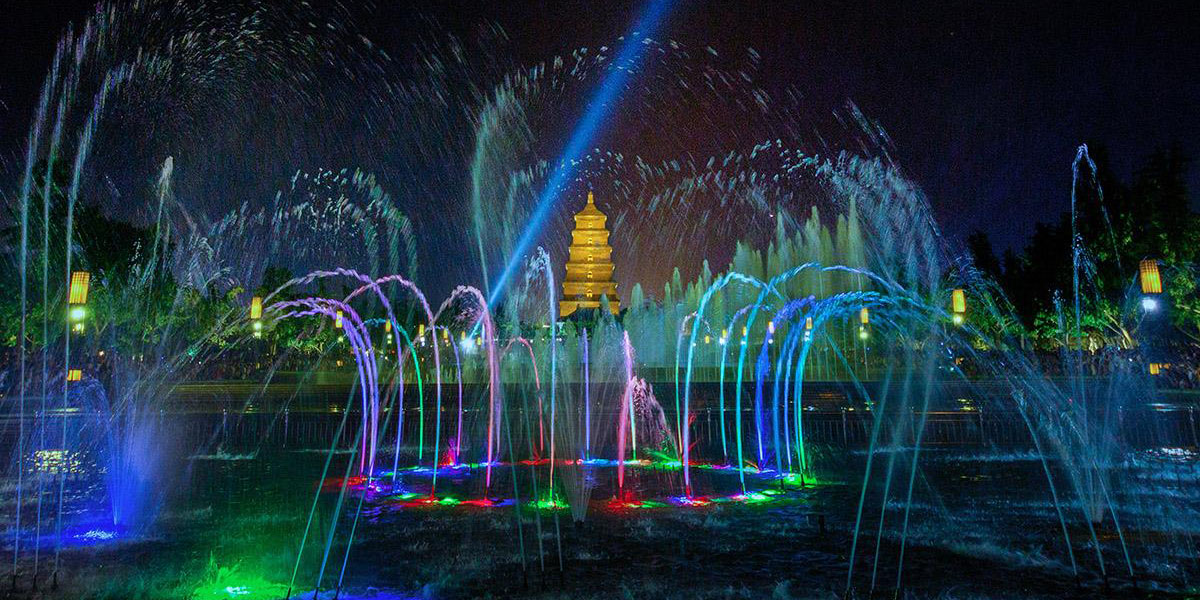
951,289,967,325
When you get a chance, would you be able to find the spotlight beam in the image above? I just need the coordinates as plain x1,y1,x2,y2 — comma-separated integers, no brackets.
485,0,675,309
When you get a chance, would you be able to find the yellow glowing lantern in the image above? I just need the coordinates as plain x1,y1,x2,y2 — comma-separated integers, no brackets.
68,271,90,305
768,321,776,335
805,317,813,330
951,289,966,314
66,369,82,382
1139,259,1162,294
250,296,263,320
417,323,425,337
742,325,748,338
704,335,711,344
384,320,392,333
860,308,870,325
335,310,344,328
951,289,966,324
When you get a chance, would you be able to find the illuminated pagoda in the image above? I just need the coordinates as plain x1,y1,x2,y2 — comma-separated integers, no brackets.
560,191,620,317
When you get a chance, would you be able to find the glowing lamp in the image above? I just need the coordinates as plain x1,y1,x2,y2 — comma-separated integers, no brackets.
335,310,344,328
66,369,82,382
721,328,728,339
417,323,424,337
704,335,711,344
69,306,86,322
951,289,966,314
250,296,263,320
68,271,90,305
1148,363,1163,375
1139,259,1162,295
860,308,870,325
768,321,776,335
1142,296,1159,312
384,320,392,333
741,326,748,338
805,317,813,330
858,327,869,340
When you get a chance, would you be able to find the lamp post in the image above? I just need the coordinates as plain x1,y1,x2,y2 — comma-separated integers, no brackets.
951,289,966,326
1138,259,1168,375
1139,259,1162,312
250,296,263,338
68,271,90,333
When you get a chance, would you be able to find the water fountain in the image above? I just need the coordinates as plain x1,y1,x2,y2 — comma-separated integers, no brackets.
1,1,1195,598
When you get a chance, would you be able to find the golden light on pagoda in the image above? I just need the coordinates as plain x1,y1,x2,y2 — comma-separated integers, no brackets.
68,271,90,305
250,296,263,320
1139,259,1162,294
559,191,620,317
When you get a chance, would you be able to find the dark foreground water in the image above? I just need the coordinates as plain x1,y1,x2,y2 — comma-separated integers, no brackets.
2,435,1199,599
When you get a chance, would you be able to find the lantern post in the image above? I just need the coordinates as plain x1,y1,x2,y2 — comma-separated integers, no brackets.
951,289,967,326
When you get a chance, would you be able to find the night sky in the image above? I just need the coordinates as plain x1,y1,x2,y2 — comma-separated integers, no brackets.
3,1,1198,283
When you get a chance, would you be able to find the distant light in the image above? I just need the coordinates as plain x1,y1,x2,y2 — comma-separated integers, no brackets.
768,321,776,334
1141,296,1159,312
250,296,263,320
1139,259,1162,294
858,327,869,340
68,271,90,305
951,289,967,317
69,306,86,322
67,369,82,382
335,310,344,328
719,337,727,346
461,337,476,353
951,313,965,325
704,335,711,344
860,307,870,325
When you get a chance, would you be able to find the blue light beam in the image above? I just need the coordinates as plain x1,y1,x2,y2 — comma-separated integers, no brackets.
485,0,675,308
